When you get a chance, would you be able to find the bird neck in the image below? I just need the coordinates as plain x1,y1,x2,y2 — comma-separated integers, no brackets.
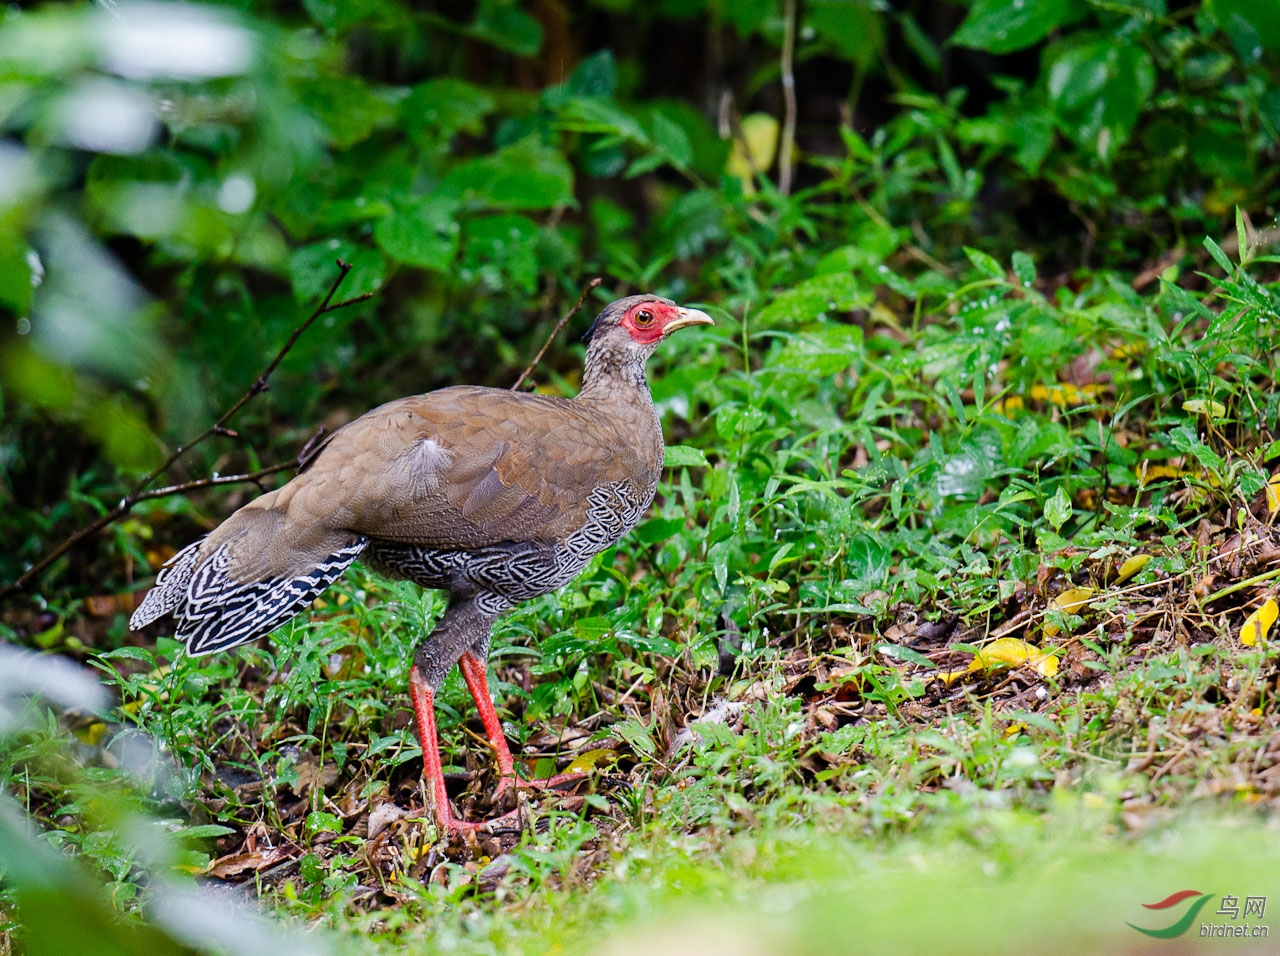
576,342,665,473
578,343,653,400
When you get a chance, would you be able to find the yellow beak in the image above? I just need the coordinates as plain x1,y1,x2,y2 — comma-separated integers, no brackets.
664,307,715,334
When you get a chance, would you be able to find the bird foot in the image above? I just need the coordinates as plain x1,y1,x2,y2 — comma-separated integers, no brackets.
427,773,591,839
443,807,522,836
492,770,588,801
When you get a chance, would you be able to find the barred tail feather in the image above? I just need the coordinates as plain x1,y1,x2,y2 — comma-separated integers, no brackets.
176,537,368,656
129,538,205,631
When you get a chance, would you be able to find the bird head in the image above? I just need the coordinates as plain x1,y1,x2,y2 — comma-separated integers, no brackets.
582,295,714,351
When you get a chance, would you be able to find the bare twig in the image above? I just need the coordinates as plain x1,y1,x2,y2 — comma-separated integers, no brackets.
0,260,372,600
778,0,798,196
510,278,604,391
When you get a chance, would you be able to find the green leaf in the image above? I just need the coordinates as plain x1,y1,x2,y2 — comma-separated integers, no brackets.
304,811,343,835
0,235,32,313
768,324,864,375
625,152,666,178
289,241,384,303
1043,486,1072,532
402,78,495,143
1047,39,1155,160
1203,236,1234,274
756,273,872,325
301,0,402,32
565,49,617,97
1011,250,1036,288
951,0,1069,53
373,195,460,270
648,110,693,169
621,631,680,656
301,76,395,149
1212,0,1280,53
664,444,710,468
174,824,236,841
461,214,540,292
611,717,657,758
635,516,688,543
808,0,885,68
814,223,904,274
964,246,1005,280
467,0,543,56
443,137,574,210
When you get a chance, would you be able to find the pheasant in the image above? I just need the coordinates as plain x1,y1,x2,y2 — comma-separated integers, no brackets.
130,294,712,832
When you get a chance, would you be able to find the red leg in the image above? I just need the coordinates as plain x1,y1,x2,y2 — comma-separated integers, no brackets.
457,650,517,780
410,666,520,833
456,650,586,799
408,667,455,830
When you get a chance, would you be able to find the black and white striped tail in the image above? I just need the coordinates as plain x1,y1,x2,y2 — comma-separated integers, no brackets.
130,537,368,656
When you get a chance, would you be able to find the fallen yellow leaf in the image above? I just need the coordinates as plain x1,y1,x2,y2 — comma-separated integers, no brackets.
727,114,779,194
1182,398,1226,418
977,637,1060,676
1109,343,1143,361
1138,461,1189,487
1027,382,1103,407
1043,587,1097,637
564,748,617,775
938,637,1059,684
1116,554,1150,583
1241,598,1278,646
73,721,108,746
1267,475,1280,513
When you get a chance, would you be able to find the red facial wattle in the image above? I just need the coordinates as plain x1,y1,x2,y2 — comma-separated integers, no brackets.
623,302,714,344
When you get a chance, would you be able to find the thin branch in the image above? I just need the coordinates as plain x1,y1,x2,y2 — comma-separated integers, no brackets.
136,460,299,502
0,261,372,600
778,0,798,196
510,278,604,391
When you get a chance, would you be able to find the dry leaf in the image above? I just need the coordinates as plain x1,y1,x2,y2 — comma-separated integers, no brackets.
83,593,141,617
1241,598,1278,646
367,801,408,840
205,846,292,879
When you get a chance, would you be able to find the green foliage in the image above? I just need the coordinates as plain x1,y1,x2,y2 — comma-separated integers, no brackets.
2,0,1280,952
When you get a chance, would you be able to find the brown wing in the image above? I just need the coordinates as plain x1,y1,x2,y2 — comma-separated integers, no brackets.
276,386,660,548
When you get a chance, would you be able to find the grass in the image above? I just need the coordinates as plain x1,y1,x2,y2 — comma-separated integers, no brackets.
6,222,1280,953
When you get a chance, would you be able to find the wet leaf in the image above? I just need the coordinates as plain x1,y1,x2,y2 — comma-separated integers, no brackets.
1043,587,1096,637
564,748,617,775
664,444,709,468
1240,598,1278,646
951,0,1069,54
1043,487,1072,532
1116,554,1151,583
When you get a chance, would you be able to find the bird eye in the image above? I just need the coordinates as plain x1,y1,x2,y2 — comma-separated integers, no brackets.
634,309,654,326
